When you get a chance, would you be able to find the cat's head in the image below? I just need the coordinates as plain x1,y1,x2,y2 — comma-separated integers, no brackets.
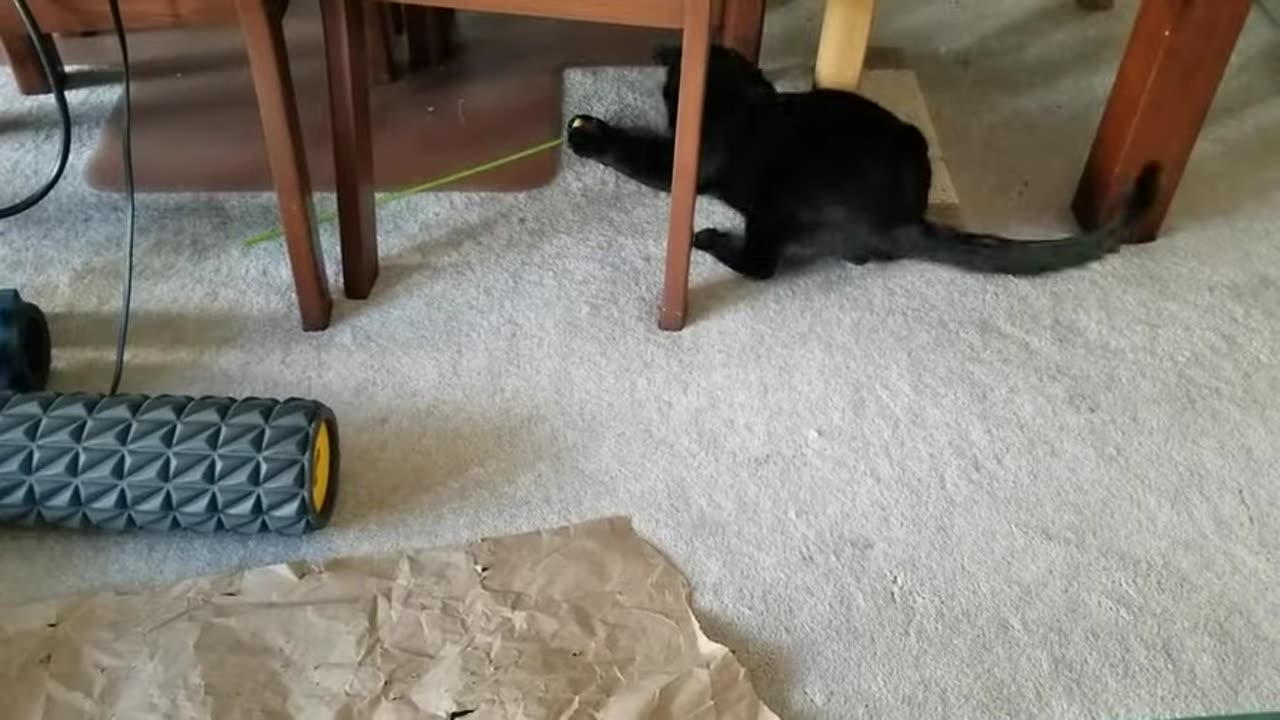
653,44,775,128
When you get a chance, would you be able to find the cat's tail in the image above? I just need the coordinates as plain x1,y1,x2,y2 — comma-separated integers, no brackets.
892,163,1160,276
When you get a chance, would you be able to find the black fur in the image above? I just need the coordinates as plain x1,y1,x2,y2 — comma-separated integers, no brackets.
567,45,1160,280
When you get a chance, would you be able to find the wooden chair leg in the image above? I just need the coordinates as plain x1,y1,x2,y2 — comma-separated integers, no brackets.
320,0,379,299
1072,0,1250,243
659,0,713,332
403,6,456,72
365,1,399,83
425,8,457,65
815,0,876,92
236,0,332,331
387,2,405,34
719,0,765,64
2,31,60,96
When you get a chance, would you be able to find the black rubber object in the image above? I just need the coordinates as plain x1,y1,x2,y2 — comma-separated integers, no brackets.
0,393,338,534
0,289,52,393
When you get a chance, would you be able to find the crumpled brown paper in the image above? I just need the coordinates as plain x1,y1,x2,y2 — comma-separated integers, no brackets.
1,517,778,720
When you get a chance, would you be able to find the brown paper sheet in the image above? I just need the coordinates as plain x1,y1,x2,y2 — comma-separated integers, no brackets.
1,517,778,720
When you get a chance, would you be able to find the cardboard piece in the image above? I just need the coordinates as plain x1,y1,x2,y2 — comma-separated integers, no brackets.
1,518,778,720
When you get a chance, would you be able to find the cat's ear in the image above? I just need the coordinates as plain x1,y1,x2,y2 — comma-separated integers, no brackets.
653,44,681,68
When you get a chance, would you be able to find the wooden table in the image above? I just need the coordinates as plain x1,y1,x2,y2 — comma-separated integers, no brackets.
812,0,1251,243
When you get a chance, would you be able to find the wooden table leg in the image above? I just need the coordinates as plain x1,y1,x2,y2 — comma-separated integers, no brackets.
1072,0,1250,242
659,0,713,331
814,0,876,92
320,0,379,299
236,0,332,331
2,31,59,96
719,0,765,64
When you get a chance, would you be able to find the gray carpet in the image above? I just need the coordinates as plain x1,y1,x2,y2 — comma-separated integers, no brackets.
3,1,1280,718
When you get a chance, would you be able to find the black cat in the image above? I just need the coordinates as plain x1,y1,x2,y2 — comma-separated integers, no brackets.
567,45,1159,280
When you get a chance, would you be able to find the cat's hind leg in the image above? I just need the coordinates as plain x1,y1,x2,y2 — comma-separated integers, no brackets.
693,215,788,280
844,247,898,265
567,115,674,192
839,222,901,266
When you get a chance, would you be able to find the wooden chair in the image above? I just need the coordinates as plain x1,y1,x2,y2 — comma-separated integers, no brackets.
1,31,55,95
0,0,333,331
370,0,765,82
319,0,766,330
367,5,456,81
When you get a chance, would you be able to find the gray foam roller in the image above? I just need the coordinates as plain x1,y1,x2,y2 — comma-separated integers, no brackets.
0,392,338,534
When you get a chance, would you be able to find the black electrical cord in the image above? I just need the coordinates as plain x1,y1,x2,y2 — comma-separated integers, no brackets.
1,0,134,393
0,0,71,219
106,0,135,395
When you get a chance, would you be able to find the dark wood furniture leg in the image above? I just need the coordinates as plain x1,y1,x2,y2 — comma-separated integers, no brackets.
659,0,712,331
236,0,333,330
366,2,400,82
403,6,456,70
424,8,457,64
719,0,764,64
1072,0,1250,242
2,31,59,95
321,0,379,299
387,2,405,33
1076,0,1114,10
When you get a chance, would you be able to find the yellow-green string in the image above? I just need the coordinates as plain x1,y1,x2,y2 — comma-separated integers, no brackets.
243,137,564,247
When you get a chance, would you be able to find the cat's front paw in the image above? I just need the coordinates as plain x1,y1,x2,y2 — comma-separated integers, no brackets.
567,115,613,159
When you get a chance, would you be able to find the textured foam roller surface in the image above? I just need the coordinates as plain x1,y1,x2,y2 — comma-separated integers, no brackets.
0,392,338,534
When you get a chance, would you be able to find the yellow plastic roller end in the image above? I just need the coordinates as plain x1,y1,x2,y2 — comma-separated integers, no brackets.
311,422,332,514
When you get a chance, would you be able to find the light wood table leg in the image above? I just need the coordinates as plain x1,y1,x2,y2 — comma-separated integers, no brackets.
815,0,876,92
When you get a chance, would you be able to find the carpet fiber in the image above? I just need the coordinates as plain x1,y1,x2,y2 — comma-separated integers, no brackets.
2,1,1279,718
